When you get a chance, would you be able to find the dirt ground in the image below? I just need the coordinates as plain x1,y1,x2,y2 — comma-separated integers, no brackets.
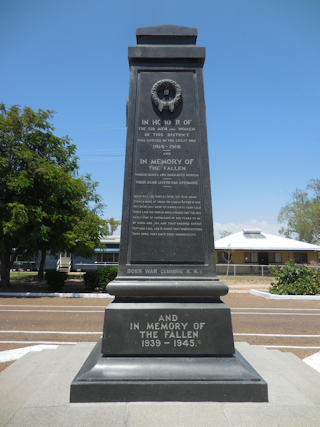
0,275,319,373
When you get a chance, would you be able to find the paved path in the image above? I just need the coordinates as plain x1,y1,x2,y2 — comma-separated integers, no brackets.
1,341,320,426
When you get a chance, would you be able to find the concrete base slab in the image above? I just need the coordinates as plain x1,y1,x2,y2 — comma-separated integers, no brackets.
304,351,320,373
1,342,320,426
250,289,320,300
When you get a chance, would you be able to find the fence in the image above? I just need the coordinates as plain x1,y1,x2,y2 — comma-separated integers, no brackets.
216,263,320,277
72,262,118,272
7,261,320,276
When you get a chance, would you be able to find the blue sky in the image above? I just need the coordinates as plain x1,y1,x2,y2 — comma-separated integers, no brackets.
1,0,319,237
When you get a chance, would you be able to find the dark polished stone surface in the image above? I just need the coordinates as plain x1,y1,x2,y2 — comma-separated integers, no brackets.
136,24,198,45
107,279,228,297
70,25,268,403
115,24,220,294
70,339,268,402
102,302,234,356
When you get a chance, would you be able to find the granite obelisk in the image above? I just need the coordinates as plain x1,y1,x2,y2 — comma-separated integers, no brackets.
70,25,268,402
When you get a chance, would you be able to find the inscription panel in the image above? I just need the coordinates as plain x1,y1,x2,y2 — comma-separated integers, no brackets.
102,304,234,356
128,71,205,264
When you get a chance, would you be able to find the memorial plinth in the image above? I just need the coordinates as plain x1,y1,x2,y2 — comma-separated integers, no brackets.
70,25,268,403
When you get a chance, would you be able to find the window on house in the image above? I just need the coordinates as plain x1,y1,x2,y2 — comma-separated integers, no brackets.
218,252,232,263
96,253,117,263
244,252,258,263
107,253,115,263
275,252,282,263
268,252,282,264
96,253,104,263
294,252,308,264
268,253,275,263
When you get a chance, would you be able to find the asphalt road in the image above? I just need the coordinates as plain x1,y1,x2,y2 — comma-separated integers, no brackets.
0,291,319,372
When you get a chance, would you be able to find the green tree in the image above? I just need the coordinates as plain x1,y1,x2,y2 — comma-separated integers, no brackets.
35,171,108,280
0,104,108,287
278,179,320,244
106,217,121,235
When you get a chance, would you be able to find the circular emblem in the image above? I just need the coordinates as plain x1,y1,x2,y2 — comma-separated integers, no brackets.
151,79,182,113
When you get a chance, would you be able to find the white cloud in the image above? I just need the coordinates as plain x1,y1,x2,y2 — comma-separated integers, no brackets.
214,220,280,239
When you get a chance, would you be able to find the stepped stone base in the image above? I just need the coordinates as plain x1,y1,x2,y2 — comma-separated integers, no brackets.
70,339,267,402
1,342,320,426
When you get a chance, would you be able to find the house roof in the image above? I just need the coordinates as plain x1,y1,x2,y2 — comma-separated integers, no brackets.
215,230,320,252
100,236,120,244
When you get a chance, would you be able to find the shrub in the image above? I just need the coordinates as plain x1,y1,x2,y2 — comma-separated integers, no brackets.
269,262,320,295
45,270,68,292
84,267,118,291
84,270,98,290
97,267,118,289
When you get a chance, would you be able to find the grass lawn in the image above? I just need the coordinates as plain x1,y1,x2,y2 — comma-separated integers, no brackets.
10,272,38,280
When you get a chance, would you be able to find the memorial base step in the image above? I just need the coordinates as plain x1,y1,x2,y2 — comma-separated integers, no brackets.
70,339,268,403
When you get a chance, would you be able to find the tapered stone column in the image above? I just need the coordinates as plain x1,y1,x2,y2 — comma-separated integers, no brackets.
70,25,268,403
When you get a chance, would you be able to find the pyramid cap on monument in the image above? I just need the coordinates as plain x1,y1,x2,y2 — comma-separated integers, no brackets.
136,25,198,45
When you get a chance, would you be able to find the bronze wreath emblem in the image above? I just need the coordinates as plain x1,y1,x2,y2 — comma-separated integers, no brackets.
151,79,182,112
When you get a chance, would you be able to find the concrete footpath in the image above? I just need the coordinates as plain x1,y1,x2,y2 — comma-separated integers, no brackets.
1,342,320,426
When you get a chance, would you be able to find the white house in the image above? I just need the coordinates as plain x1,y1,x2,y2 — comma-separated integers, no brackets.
215,229,320,271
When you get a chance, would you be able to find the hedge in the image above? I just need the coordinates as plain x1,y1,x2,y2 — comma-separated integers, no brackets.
269,262,320,295
84,267,118,291
45,270,68,292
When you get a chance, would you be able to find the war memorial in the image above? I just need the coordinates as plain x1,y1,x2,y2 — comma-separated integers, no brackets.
2,25,320,427
70,25,268,403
